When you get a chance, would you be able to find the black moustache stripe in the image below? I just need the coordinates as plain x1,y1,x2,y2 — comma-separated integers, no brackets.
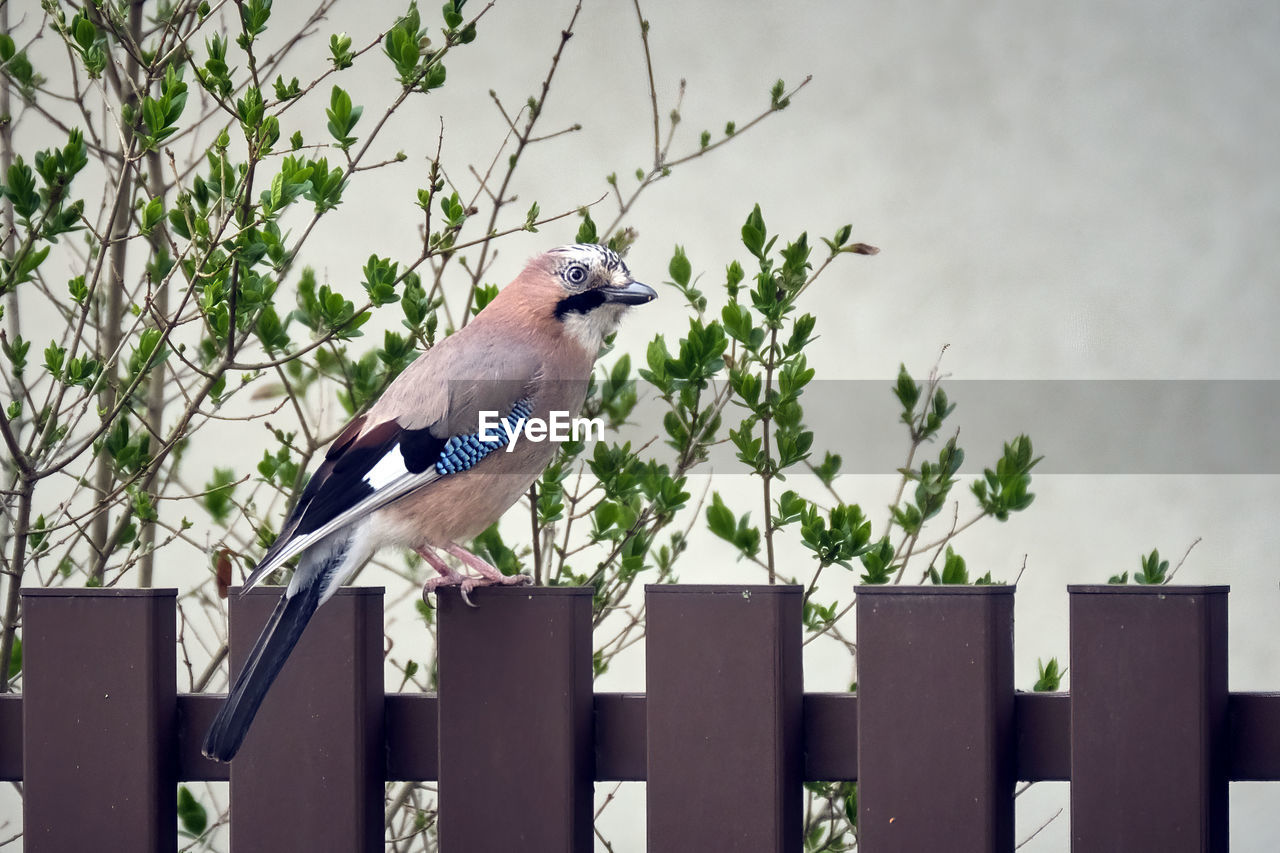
554,289,608,319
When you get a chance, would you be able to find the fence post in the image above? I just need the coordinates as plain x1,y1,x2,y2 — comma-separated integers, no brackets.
1069,585,1229,852
646,584,803,852
436,586,594,852
22,588,177,853
856,585,1015,851
227,587,384,852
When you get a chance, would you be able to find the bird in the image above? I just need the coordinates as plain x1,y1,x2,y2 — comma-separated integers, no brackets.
202,243,656,762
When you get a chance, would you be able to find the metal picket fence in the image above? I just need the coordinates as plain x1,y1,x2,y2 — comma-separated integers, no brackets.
1,583,1273,851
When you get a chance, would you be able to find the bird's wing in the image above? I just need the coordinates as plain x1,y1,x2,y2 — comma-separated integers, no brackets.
242,342,542,590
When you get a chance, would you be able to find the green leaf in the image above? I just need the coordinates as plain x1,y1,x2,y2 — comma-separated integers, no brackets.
705,493,760,558
741,204,767,259
929,546,968,585
140,196,164,234
2,333,29,372
462,285,493,317
1033,657,1063,692
127,328,166,378
177,785,208,836
784,313,816,355
67,275,88,303
442,1,464,28
236,85,265,136
472,523,521,576
304,157,347,213
272,74,301,101
859,537,895,584
72,14,97,51
422,61,448,90
826,223,853,252
770,77,790,109
199,33,233,97
970,435,1042,521
668,245,691,287
139,66,188,149
415,598,435,625
439,191,466,227
5,634,19,680
330,33,355,69
326,85,362,150
255,304,291,353
237,0,273,46
812,451,842,486
202,467,239,524
2,158,40,219
385,2,427,84
706,492,736,541
130,486,158,523
42,340,65,376
3,244,49,286
0,35,40,99
1135,548,1169,585
361,254,400,306
775,490,807,526
893,364,920,414
576,209,598,244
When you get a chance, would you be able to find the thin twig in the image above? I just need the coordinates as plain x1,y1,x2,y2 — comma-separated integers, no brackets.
1015,807,1063,850
1164,536,1202,583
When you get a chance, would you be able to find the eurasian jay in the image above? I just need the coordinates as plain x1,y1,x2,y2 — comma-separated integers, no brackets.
202,243,656,761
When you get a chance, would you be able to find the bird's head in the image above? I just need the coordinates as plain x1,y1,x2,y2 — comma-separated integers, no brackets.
518,243,657,353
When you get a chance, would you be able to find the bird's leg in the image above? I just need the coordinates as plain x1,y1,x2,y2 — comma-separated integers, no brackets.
442,541,533,588
417,545,478,608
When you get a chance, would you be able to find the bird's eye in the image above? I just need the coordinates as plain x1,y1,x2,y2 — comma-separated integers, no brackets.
565,264,588,285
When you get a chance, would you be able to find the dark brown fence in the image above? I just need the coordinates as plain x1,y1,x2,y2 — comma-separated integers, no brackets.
0,583,1275,851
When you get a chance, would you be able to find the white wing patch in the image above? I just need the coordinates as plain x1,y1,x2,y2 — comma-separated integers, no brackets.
363,443,409,490
242,466,442,593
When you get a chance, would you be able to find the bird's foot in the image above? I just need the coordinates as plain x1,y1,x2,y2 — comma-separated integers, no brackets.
418,543,531,608
425,572,531,608
456,572,532,606
418,546,472,608
443,541,533,587
423,573,479,608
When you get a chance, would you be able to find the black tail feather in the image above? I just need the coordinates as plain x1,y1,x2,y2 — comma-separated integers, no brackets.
202,583,322,762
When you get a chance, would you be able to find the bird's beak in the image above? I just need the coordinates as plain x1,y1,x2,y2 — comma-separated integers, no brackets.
604,280,658,305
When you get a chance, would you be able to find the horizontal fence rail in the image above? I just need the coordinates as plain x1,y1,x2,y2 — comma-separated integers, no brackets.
13,688,1280,786
0,584,1273,851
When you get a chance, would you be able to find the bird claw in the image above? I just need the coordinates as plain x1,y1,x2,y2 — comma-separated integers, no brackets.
422,572,532,608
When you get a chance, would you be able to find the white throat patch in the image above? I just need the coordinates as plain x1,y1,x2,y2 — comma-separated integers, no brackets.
561,303,626,353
